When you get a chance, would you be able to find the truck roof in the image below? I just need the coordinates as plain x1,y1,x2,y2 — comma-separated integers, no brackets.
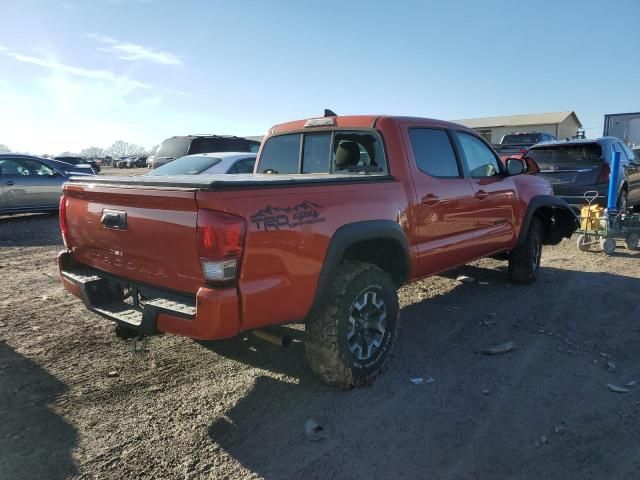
269,115,474,135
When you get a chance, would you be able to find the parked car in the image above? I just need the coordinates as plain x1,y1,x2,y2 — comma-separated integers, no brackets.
151,135,260,169
124,155,147,168
493,132,556,159
147,152,256,176
55,156,101,173
0,154,94,214
58,113,577,387
525,137,640,210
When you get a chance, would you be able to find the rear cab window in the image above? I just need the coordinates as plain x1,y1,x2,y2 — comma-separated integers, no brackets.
257,130,387,175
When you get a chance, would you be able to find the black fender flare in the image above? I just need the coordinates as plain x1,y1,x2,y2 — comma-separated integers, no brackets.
310,220,410,312
517,195,579,247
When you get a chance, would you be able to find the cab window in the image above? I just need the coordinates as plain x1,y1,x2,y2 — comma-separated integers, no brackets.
409,128,461,177
258,130,387,175
258,134,301,174
456,132,502,178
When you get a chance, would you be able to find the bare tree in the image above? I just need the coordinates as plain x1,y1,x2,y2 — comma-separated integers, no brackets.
0,144,11,153
106,140,145,158
80,146,106,159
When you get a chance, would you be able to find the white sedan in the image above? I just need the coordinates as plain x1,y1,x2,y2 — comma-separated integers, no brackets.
146,152,256,176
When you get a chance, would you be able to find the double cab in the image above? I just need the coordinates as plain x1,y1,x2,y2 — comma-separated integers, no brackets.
58,114,578,387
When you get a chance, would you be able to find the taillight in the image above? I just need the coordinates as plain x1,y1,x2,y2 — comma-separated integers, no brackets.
196,209,246,285
59,195,71,248
597,164,611,184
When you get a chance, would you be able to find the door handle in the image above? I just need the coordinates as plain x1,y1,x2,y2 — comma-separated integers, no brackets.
475,190,488,199
421,194,440,205
6,181,14,186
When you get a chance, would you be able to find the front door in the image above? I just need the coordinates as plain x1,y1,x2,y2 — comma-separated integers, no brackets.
453,131,518,255
403,126,481,276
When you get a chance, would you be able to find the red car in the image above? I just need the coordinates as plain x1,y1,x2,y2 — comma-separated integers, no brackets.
58,113,578,387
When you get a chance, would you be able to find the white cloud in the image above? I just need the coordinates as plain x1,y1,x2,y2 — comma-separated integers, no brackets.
3,50,152,91
86,33,181,66
60,2,75,10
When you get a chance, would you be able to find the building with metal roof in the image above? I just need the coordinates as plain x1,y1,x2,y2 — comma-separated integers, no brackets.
454,111,582,144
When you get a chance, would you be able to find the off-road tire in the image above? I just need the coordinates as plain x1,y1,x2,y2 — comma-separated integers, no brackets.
508,217,542,284
305,261,398,388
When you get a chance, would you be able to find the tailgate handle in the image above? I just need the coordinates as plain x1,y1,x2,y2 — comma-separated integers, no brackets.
101,209,127,230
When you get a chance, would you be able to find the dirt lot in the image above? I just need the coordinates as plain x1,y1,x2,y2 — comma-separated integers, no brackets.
1,183,639,478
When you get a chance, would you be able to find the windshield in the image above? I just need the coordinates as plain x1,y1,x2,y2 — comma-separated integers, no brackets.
501,134,541,145
526,144,603,164
147,155,222,175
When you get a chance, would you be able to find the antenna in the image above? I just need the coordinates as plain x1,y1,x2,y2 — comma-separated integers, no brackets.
324,109,337,117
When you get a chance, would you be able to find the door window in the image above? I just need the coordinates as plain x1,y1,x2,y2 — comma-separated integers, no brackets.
456,132,502,178
228,157,256,174
16,159,54,176
612,142,629,165
409,128,461,178
0,158,53,176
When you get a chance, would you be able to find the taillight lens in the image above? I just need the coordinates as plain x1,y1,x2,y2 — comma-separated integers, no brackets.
597,164,611,184
196,209,246,284
59,195,71,248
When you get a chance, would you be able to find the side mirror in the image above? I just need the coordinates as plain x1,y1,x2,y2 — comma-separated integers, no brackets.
506,158,525,176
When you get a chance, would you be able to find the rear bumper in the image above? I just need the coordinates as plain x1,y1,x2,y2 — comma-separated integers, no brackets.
58,251,240,340
552,185,609,210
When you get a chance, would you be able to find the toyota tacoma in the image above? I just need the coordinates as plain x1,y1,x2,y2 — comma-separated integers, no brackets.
58,113,578,387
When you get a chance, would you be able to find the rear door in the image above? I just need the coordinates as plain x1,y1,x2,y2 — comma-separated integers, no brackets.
402,126,481,275
0,157,62,208
453,131,517,255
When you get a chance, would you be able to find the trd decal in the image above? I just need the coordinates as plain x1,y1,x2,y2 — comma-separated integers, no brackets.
250,201,327,230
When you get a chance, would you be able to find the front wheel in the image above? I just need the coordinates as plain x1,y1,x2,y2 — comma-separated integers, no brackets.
508,218,542,284
305,262,398,388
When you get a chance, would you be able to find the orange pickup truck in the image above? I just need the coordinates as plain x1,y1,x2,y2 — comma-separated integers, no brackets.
58,114,578,387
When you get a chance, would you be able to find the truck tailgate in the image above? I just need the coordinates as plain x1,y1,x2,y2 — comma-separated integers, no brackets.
63,183,203,293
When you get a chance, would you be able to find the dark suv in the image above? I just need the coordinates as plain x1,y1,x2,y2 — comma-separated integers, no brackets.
525,137,640,210
151,135,260,169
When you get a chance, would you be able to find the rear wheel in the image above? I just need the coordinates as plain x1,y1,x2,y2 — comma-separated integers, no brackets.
305,262,398,388
625,233,639,251
508,218,542,284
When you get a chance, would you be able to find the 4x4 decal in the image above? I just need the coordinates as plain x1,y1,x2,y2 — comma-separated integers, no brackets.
250,201,327,230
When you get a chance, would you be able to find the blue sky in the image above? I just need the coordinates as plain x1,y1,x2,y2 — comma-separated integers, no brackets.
1,0,638,154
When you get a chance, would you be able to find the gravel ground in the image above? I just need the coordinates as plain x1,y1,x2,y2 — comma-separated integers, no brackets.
1,189,639,479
